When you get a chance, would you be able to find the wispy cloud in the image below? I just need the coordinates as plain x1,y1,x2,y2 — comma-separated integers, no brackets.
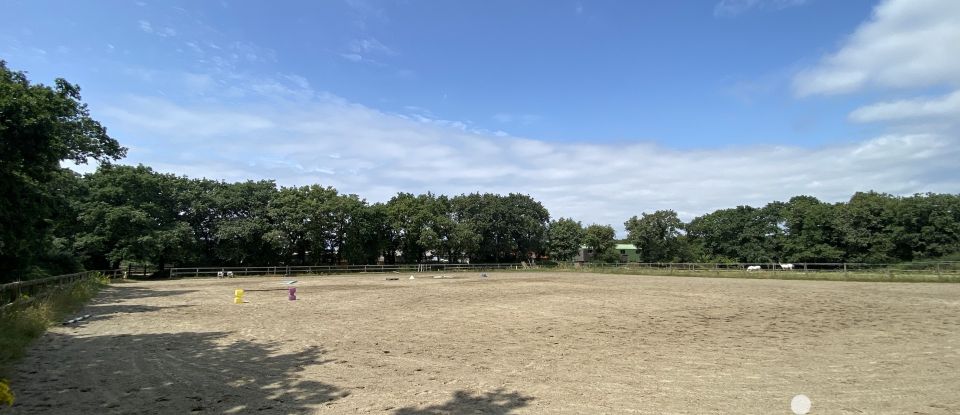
793,0,960,149
95,90,960,232
340,53,364,62
138,20,177,37
714,0,809,17
349,37,396,56
850,90,960,123
793,0,960,96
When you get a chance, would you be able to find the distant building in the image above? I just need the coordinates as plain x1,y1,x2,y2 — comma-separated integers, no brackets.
574,243,640,263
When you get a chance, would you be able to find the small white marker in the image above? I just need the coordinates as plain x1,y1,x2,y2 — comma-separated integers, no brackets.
791,394,811,415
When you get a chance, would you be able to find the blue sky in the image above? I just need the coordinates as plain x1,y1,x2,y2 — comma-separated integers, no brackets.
2,0,958,230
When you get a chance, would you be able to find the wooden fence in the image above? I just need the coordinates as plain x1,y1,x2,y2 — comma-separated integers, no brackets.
168,263,530,278
168,261,960,279
0,270,122,311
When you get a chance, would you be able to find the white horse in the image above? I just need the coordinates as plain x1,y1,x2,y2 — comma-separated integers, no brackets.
779,262,794,271
746,265,761,272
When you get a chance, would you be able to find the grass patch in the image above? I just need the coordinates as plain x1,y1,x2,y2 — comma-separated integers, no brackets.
0,273,108,378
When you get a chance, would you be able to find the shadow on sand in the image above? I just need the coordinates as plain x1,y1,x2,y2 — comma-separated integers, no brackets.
10,331,342,414
393,389,535,415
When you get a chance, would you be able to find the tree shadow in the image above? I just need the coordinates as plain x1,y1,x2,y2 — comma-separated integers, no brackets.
9,331,343,414
393,389,534,415
65,303,195,324
90,285,198,302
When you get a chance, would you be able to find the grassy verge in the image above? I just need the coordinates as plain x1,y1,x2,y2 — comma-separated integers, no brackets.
521,266,960,283
0,273,109,379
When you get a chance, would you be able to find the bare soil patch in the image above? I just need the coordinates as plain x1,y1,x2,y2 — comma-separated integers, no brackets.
6,272,960,414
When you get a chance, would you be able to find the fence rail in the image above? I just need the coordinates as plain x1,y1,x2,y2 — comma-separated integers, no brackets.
571,261,960,274
168,263,532,278
0,269,122,311
168,261,960,279
566,262,960,282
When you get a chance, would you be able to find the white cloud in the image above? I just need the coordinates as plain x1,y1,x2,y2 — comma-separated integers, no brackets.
714,0,808,17
138,20,177,37
101,97,275,137
349,37,396,56
849,89,960,123
793,0,960,96
94,93,960,233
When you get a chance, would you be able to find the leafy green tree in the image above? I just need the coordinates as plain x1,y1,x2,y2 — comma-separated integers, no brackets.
548,218,584,261
448,222,481,263
418,228,441,260
212,180,278,265
76,165,194,272
840,191,898,263
686,205,781,263
504,193,550,262
624,210,688,262
386,192,434,262
1,61,126,281
583,224,615,261
264,185,339,264
891,193,960,261
781,196,845,262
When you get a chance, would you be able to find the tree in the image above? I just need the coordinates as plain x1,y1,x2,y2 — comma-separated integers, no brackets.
781,196,845,262
76,165,194,273
686,205,781,263
583,224,615,261
212,180,278,266
840,191,898,263
448,222,480,263
548,218,584,262
625,210,688,262
1,61,126,281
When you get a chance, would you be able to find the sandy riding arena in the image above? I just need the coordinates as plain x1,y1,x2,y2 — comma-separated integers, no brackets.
7,273,960,414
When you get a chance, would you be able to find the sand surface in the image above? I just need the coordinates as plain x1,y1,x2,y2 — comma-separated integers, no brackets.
6,272,960,414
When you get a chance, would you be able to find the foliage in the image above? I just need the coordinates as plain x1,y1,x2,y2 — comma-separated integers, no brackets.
0,378,12,406
548,218,584,261
74,165,195,271
625,210,688,262
0,273,107,377
583,224,615,260
4,62,960,280
595,246,623,263
0,61,125,281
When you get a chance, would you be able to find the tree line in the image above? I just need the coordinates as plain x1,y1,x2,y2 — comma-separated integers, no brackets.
3,61,960,282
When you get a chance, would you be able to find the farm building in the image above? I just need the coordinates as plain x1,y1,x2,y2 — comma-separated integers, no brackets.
575,243,640,263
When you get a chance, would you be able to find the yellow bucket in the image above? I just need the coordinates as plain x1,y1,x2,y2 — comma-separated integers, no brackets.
233,297,243,304
234,289,244,297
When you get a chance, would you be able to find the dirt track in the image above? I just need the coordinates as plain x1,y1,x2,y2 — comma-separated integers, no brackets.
6,272,960,414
